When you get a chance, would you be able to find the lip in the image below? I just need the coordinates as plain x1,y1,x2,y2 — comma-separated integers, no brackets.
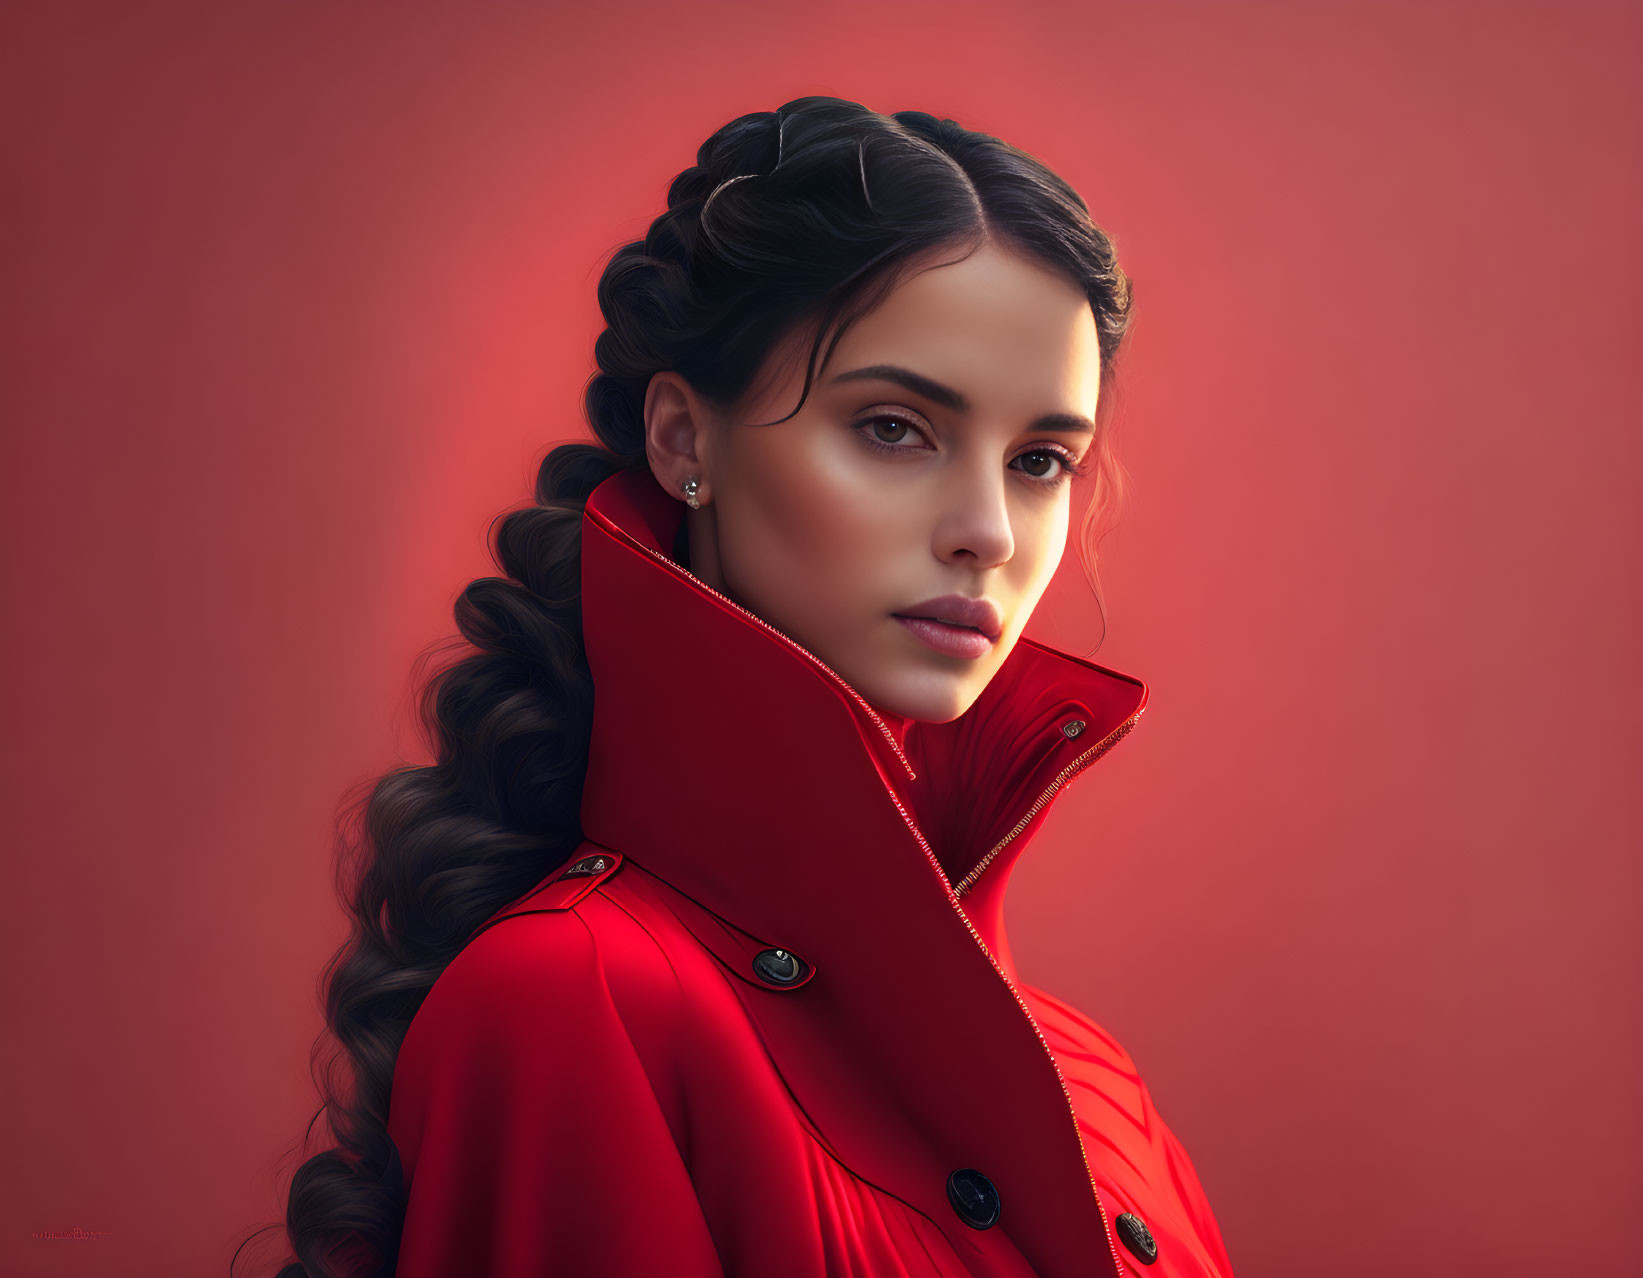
891,594,1004,643
894,615,995,660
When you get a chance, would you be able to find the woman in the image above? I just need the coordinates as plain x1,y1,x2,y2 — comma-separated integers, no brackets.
246,96,1235,1278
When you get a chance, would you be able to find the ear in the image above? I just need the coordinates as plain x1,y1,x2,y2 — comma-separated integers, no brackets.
644,372,715,507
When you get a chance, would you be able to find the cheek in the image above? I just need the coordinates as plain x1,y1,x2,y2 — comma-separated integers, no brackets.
720,433,899,608
1028,499,1070,579
732,436,893,571
1005,496,1071,609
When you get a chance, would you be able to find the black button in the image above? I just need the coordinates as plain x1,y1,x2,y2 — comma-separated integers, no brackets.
946,1168,1000,1230
751,947,807,986
1115,1211,1157,1264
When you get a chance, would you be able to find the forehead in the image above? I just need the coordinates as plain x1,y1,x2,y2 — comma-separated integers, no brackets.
825,243,1102,418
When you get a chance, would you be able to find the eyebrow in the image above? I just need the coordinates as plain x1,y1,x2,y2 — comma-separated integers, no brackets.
829,363,1096,434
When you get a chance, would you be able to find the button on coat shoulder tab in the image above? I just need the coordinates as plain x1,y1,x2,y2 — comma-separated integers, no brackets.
750,946,812,989
620,857,818,992
516,849,624,912
470,847,626,941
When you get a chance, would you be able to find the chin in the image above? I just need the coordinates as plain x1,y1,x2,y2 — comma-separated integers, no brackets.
856,670,985,725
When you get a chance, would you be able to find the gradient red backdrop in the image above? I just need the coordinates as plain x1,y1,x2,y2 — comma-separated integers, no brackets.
2,3,1638,1275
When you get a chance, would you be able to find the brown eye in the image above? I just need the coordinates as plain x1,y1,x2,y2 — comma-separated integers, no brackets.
869,417,914,445
853,413,931,454
1011,445,1089,490
1017,450,1060,479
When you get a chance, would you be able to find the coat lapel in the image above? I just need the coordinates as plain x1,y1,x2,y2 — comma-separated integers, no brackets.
577,466,1148,1278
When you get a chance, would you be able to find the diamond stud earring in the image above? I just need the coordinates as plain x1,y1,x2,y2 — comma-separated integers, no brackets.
682,476,702,510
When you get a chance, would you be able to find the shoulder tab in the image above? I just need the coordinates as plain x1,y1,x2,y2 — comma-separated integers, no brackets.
510,849,625,913
472,848,626,937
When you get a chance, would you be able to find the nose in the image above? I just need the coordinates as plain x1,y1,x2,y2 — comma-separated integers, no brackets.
933,463,1014,569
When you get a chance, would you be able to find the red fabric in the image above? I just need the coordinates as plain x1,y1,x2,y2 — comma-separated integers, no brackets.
386,466,1236,1277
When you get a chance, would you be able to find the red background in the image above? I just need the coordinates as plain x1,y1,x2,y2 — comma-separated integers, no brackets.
2,2,1639,1275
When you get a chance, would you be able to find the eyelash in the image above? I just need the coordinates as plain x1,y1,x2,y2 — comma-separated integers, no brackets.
851,412,1093,489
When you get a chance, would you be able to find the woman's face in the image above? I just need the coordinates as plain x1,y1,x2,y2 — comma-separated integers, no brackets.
644,240,1102,724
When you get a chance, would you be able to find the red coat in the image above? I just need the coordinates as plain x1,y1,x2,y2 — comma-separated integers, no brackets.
386,467,1237,1277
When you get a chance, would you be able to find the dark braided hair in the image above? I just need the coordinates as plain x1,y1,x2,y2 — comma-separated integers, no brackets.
232,94,1135,1278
